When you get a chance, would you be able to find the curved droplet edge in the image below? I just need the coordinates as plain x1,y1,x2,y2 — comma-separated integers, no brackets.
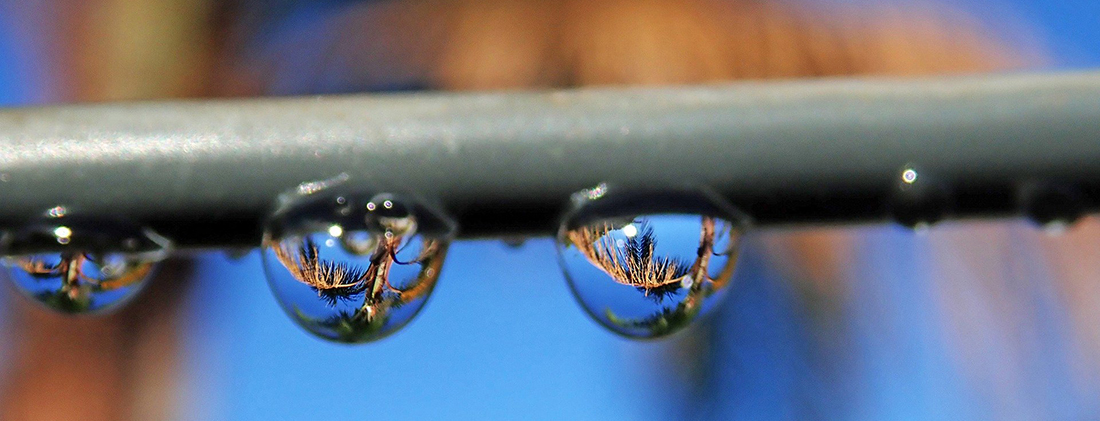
263,175,458,243
557,182,753,234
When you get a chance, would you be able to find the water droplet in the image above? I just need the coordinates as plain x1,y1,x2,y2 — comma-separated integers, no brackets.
222,248,255,260
556,187,747,339
0,214,172,314
500,237,529,249
889,164,950,230
1019,182,1084,234
262,190,455,343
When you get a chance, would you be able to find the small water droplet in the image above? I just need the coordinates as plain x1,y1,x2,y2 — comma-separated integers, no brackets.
1042,221,1069,236
222,248,255,260
1019,182,1084,234
556,186,747,339
262,189,455,344
0,214,171,314
500,237,529,249
889,165,950,230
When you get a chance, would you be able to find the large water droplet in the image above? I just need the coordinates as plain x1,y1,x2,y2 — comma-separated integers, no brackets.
262,190,455,344
556,186,747,339
889,164,950,231
0,211,172,314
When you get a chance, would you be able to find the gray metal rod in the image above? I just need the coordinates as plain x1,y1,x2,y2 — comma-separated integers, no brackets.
0,71,1098,249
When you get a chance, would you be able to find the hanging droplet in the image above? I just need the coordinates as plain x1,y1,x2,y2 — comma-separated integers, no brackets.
500,237,529,249
0,210,172,314
262,190,455,344
556,186,747,339
888,164,950,231
222,248,255,260
1018,182,1085,235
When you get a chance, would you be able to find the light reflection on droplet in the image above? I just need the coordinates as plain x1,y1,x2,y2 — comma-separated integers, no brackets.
621,224,638,238
53,226,72,244
901,168,918,184
47,206,67,218
572,182,609,203
327,225,343,237
295,172,349,196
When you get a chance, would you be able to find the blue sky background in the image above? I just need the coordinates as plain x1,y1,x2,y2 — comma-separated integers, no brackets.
181,2,1100,419
1000,0,1100,68
0,1,1098,420
0,10,33,105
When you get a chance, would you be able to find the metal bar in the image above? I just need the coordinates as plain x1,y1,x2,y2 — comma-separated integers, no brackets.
0,71,1098,249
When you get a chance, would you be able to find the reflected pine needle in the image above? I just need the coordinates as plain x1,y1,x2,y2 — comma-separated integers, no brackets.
271,235,441,311
272,238,373,306
567,217,719,302
17,253,149,292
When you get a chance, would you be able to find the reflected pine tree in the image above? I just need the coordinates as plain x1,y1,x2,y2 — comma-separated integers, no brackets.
567,216,739,336
270,232,445,342
15,253,155,314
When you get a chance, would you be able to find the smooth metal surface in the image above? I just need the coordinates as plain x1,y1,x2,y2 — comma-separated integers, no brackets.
0,71,1098,249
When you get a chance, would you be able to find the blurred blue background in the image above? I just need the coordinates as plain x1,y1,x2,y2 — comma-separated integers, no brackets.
0,9,36,105
1,0,1099,420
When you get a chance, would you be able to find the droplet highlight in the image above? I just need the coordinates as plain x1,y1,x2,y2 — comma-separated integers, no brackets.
1,213,171,314
556,187,746,339
262,190,455,343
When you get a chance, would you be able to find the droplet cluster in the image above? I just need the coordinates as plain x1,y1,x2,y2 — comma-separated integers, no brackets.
0,172,1090,343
